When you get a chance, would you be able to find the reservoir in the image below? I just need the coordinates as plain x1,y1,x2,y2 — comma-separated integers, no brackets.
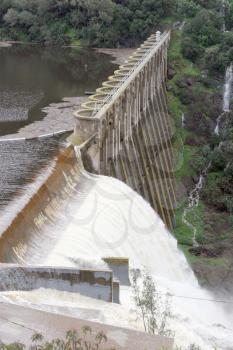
0,45,116,214
0,44,116,136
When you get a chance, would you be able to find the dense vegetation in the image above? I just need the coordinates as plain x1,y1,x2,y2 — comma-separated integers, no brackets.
168,1,233,288
173,0,233,217
180,1,233,73
0,0,174,47
0,0,232,73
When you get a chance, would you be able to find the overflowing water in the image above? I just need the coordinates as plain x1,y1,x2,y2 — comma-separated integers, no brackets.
0,137,65,209
0,147,232,348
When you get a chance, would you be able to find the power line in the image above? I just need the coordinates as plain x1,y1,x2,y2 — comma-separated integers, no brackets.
166,293,233,305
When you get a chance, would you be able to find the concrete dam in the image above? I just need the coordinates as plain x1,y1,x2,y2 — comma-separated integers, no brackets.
0,31,175,264
0,31,176,349
1,31,232,349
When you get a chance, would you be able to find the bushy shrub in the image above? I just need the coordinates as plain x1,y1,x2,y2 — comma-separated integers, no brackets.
181,36,203,62
176,0,200,18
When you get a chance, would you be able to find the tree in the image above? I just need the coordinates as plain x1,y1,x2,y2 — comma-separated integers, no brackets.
183,9,223,48
4,8,19,26
176,0,200,18
181,37,203,62
131,268,172,336
204,45,228,73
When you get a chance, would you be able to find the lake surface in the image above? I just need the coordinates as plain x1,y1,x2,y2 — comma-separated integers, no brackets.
0,45,116,210
0,45,116,136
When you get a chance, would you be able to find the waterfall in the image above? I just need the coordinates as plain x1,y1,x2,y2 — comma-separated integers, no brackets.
0,146,232,349
214,2,233,135
221,0,227,33
181,113,185,128
183,62,233,245
215,63,233,137
223,63,233,112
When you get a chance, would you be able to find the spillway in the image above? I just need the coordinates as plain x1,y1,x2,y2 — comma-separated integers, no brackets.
0,145,232,349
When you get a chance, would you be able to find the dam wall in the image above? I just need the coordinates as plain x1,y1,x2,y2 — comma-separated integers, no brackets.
0,146,85,263
0,32,175,264
72,31,176,229
0,264,119,303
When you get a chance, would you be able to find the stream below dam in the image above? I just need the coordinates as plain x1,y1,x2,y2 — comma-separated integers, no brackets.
182,62,233,249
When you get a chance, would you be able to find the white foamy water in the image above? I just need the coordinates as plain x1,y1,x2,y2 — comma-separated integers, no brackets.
1,150,233,349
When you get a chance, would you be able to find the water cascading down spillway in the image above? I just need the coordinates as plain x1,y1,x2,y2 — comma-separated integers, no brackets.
0,31,233,349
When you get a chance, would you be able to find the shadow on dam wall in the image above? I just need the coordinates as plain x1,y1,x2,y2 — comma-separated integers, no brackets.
73,31,176,230
81,94,176,230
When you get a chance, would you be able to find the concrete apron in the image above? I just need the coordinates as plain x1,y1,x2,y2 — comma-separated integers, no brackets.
0,302,173,350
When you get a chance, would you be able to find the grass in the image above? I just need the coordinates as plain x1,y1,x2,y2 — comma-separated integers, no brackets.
174,142,197,182
174,198,206,245
174,199,193,246
181,245,228,267
168,31,200,76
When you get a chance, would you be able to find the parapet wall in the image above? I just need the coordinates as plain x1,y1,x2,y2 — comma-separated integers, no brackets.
72,31,176,229
0,265,119,303
0,302,174,349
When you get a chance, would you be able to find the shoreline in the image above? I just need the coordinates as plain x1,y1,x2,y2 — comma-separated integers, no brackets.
0,96,87,141
0,44,134,140
0,40,135,65
95,48,135,65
